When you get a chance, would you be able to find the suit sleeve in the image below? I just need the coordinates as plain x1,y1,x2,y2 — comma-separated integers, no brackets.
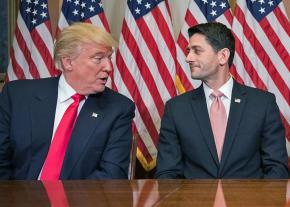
261,93,289,178
86,101,135,179
155,101,184,179
0,84,13,179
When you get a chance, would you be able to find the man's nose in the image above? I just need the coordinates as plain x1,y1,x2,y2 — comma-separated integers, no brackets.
102,58,113,72
186,52,194,63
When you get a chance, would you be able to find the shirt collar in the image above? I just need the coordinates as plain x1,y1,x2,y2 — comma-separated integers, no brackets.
58,74,77,103
203,76,233,100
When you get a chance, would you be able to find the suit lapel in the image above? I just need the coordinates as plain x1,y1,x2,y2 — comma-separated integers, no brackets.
220,81,247,172
190,85,219,166
27,78,59,179
60,91,107,179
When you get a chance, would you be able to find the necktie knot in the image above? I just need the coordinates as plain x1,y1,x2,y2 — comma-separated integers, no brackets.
72,93,85,103
211,90,224,99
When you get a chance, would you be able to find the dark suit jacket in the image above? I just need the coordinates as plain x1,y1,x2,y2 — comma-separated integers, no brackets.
156,81,288,179
0,77,135,180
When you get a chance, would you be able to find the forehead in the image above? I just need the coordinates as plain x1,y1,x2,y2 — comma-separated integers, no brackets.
80,42,113,54
188,33,208,46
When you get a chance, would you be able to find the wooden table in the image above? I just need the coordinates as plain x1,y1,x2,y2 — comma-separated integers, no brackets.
0,179,289,206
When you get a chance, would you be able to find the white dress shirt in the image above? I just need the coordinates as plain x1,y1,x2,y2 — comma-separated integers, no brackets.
203,77,233,118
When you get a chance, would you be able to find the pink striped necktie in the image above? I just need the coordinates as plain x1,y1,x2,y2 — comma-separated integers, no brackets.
40,94,85,181
210,91,227,161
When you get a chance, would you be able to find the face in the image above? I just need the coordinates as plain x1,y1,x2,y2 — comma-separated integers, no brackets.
63,43,113,95
186,34,222,83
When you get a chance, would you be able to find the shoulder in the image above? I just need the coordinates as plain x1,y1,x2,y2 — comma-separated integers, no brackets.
166,89,196,107
2,77,58,94
99,87,135,109
235,82,275,101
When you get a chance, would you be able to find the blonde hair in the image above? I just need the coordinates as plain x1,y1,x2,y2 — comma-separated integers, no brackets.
54,22,118,71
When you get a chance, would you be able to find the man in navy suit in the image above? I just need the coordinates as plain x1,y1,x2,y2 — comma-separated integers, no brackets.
156,22,288,179
0,23,135,180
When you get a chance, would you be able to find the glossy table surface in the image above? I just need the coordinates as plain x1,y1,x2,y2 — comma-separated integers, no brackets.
0,179,289,206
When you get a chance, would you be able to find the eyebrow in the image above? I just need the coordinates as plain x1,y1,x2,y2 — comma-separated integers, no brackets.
186,45,203,51
92,51,113,56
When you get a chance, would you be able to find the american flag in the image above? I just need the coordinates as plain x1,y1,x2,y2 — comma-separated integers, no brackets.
6,0,59,81
57,0,110,34
232,0,290,165
114,0,177,171
56,0,114,87
176,0,233,94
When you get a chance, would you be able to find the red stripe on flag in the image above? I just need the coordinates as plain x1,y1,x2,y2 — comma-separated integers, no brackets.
273,7,290,37
30,29,56,77
116,51,159,146
177,34,189,56
15,25,40,79
9,48,26,80
234,33,267,90
259,18,290,72
123,21,165,117
137,17,176,97
176,62,194,91
185,9,198,27
230,64,244,85
235,6,289,105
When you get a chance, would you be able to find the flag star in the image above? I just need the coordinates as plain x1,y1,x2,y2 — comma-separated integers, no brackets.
91,0,96,2
210,10,217,16
72,9,79,15
268,0,274,6
33,0,39,5
31,18,37,25
135,7,141,14
250,0,256,3
81,2,86,8
99,2,103,8
145,2,151,9
137,0,142,5
81,12,85,18
210,1,217,7
26,0,32,4
74,0,80,6
220,2,226,9
25,7,31,13
89,5,95,12
67,0,72,2
40,11,47,18
258,0,265,4
259,7,265,13
32,9,37,16
41,3,47,9
202,0,208,4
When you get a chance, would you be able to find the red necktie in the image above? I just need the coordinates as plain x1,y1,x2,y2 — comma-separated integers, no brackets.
42,181,69,207
210,91,227,161
41,94,84,180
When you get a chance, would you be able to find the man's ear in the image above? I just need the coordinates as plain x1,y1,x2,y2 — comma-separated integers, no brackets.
60,56,73,71
218,48,230,66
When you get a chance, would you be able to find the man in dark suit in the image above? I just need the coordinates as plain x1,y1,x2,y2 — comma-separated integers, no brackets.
156,22,288,179
0,23,135,180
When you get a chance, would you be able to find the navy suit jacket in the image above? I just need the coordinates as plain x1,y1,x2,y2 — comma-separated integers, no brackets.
156,81,288,179
0,77,135,180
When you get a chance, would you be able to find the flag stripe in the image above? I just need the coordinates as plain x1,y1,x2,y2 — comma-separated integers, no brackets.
116,50,159,146
137,16,176,98
274,5,290,37
15,24,40,79
123,21,165,117
9,48,25,80
235,5,290,106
